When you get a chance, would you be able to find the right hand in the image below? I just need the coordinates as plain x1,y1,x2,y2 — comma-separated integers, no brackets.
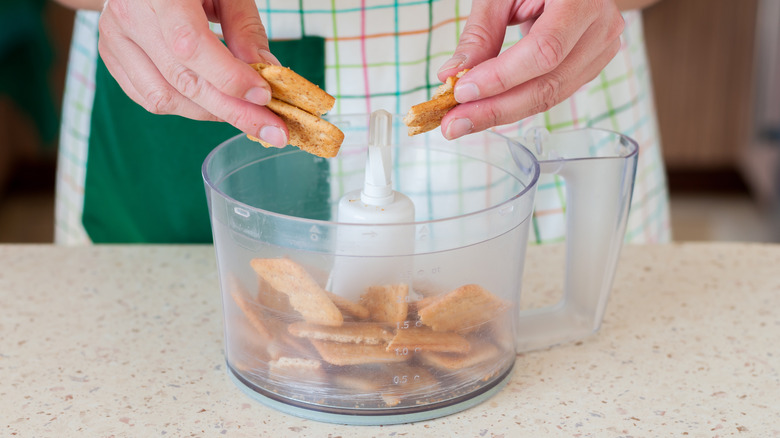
437,0,625,140
98,0,288,147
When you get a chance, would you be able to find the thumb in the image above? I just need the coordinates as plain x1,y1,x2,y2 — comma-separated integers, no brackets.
437,0,511,81
217,0,280,65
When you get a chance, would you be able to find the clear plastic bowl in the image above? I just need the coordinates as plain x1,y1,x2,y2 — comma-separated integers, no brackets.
202,114,539,424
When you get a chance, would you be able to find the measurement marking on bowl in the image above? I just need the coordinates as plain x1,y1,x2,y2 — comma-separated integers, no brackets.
397,320,423,330
233,207,250,218
415,267,441,276
309,225,322,241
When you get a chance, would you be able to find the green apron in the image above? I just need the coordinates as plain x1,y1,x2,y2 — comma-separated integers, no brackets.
83,37,326,243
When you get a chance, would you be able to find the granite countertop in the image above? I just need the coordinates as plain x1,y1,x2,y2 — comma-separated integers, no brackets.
1,243,778,436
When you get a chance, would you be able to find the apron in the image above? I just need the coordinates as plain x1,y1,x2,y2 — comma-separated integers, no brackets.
82,37,327,243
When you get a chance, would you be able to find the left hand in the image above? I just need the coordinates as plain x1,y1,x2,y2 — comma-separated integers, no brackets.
437,0,625,139
98,0,289,147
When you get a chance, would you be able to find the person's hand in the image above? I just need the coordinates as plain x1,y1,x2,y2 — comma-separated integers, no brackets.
99,0,288,147
437,0,625,140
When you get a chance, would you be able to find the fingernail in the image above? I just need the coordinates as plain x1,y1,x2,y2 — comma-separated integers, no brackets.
444,118,474,139
437,55,466,75
258,49,280,66
245,87,271,106
259,125,287,148
454,82,479,103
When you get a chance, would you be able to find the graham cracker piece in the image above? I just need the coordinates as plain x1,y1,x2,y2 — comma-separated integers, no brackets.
228,275,273,341
227,306,314,362
269,356,322,372
250,258,343,327
250,63,334,116
418,283,509,333
419,341,501,371
268,357,325,383
266,330,317,361
288,321,394,345
248,62,343,158
386,326,471,354
247,98,344,158
360,284,409,324
403,69,469,136
310,340,409,366
325,291,371,320
255,276,294,316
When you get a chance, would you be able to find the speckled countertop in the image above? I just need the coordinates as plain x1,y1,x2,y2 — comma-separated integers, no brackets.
1,243,778,437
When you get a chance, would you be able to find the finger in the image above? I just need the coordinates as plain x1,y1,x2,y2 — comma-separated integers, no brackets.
138,36,289,145
518,19,534,38
99,31,220,121
214,0,280,66
100,3,289,146
442,38,621,140
148,0,273,106
437,0,512,82
99,42,144,108
452,0,600,104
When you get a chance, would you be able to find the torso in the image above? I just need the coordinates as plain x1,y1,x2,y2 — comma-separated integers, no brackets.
55,2,670,245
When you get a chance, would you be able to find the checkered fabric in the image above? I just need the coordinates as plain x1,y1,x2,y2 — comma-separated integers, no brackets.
55,1,670,245
56,11,98,245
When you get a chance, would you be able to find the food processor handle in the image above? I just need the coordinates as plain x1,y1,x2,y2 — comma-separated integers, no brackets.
515,128,639,352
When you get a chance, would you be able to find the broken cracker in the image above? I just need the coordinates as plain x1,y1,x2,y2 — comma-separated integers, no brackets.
247,98,344,158
288,321,394,345
360,284,409,324
255,275,295,317
250,258,343,327
310,340,409,366
248,62,343,158
386,326,471,354
250,62,334,116
228,275,274,341
418,283,509,333
268,357,326,383
419,341,501,371
269,356,322,372
325,291,371,320
402,69,469,136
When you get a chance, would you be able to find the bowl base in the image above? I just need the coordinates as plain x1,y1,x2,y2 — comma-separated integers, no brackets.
227,362,514,426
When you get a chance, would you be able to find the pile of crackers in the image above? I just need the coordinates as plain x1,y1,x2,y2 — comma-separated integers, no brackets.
227,257,514,409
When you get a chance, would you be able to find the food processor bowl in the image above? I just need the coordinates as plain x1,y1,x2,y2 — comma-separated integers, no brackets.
203,114,539,424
